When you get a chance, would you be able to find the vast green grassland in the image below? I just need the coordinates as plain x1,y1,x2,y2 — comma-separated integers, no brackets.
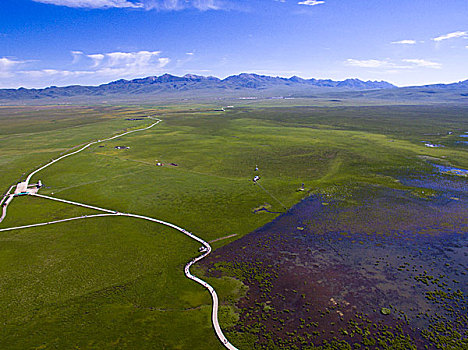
0,104,466,349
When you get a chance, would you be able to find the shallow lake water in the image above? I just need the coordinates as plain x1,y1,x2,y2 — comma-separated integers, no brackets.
204,170,467,348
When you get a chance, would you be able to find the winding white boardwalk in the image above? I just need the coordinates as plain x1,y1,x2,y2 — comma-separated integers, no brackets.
0,116,238,350
0,213,119,232
0,186,15,223
25,117,162,186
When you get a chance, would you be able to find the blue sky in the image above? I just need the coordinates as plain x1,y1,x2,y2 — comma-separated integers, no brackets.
1,0,467,88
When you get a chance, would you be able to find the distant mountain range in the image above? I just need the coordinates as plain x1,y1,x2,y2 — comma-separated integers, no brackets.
0,73,467,103
0,73,396,101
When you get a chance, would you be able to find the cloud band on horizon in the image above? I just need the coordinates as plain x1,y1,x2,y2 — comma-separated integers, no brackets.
297,0,325,6
346,58,442,70
33,0,222,10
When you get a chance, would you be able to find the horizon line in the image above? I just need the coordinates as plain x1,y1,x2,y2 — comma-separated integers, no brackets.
2,72,467,90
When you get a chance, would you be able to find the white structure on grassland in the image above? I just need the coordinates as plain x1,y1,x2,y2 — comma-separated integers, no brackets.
14,180,43,195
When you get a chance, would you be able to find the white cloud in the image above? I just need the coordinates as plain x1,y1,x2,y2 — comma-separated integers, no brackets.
143,0,220,11
346,58,441,70
33,0,143,8
87,53,105,67
345,59,390,68
0,58,25,78
79,50,170,78
432,31,468,42
402,59,441,69
158,57,171,66
0,57,24,71
33,0,223,10
18,51,170,82
0,50,171,88
20,69,95,79
71,50,84,63
391,40,416,45
96,50,161,67
298,0,325,5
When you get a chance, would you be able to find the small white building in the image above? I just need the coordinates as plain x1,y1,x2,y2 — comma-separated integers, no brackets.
14,182,28,194
14,180,42,195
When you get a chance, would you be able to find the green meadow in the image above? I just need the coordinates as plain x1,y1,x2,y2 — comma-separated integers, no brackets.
0,103,467,349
